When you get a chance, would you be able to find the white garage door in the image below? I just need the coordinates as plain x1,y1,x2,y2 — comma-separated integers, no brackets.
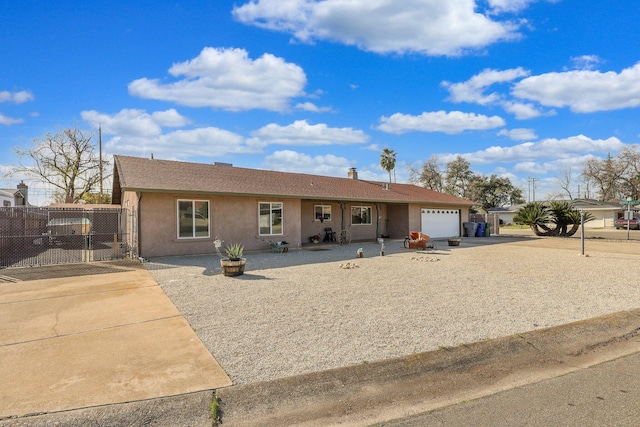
421,208,460,238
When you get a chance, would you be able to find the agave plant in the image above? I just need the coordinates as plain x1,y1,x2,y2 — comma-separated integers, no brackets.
224,243,244,261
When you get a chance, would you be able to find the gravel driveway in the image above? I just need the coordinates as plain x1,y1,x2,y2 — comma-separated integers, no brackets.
146,236,640,385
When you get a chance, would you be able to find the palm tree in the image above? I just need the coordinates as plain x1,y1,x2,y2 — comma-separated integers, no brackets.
513,202,552,236
380,148,396,184
514,201,594,236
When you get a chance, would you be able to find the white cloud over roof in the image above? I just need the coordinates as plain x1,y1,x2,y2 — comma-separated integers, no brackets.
105,127,257,160
247,120,369,147
233,0,523,56
81,109,191,137
264,149,352,176
128,47,308,112
461,135,624,164
442,67,530,105
512,62,640,112
443,63,640,116
377,110,505,134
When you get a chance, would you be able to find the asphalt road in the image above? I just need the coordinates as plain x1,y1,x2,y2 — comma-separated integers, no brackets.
374,351,640,427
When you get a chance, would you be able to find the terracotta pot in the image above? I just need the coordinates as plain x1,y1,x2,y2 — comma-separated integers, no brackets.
220,258,246,277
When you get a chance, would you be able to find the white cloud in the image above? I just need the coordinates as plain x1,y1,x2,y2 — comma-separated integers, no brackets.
247,120,369,147
233,0,522,56
442,67,558,118
512,62,640,113
486,0,537,13
512,161,548,175
81,109,191,137
461,135,624,165
295,102,334,112
105,127,258,160
0,113,24,125
512,154,596,177
377,110,505,135
128,47,307,112
497,128,537,141
0,90,34,104
443,67,530,104
263,149,352,176
569,55,602,71
501,101,551,119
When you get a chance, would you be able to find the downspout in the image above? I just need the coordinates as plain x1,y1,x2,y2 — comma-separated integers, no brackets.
137,192,142,258
376,204,381,239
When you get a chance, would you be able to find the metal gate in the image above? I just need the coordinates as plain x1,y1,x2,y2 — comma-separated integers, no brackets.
0,207,133,269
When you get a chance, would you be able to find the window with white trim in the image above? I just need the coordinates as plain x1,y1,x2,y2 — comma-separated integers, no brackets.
259,202,283,235
314,205,331,222
178,200,210,238
351,206,372,225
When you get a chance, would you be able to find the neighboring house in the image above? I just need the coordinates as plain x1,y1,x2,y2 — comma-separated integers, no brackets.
0,181,29,207
0,189,14,207
491,199,625,228
111,155,476,258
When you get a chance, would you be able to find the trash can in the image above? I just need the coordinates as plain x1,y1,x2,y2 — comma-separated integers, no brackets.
484,222,491,237
475,222,486,237
464,222,478,237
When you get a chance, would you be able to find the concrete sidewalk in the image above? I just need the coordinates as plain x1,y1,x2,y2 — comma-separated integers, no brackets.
0,268,231,419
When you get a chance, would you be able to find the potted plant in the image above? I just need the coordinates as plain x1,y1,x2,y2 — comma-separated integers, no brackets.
215,239,246,277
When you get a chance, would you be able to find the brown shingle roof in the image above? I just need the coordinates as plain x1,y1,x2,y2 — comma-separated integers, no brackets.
112,155,475,206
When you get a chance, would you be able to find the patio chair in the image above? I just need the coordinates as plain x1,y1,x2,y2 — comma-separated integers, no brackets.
323,227,337,242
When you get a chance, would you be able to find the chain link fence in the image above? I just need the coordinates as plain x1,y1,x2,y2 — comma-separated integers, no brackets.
0,207,133,269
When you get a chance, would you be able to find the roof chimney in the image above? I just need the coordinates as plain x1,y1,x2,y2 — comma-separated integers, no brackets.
348,167,358,180
16,181,28,206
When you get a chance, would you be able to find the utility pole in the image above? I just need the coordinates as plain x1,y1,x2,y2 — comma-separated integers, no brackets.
527,177,538,202
99,124,103,204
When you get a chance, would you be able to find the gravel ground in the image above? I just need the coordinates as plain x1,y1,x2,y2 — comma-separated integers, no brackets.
146,236,640,385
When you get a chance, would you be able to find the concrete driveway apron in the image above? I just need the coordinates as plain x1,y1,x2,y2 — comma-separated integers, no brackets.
0,266,231,418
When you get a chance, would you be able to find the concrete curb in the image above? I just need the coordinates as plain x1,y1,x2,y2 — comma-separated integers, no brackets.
217,308,640,426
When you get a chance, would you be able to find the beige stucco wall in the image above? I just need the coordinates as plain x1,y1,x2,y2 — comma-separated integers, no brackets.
128,189,470,257
135,192,302,257
301,201,389,243
585,210,616,228
386,204,409,238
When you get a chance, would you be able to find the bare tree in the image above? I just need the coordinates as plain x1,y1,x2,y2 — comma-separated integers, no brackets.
11,127,110,203
407,155,443,191
552,167,576,200
582,152,640,202
617,146,640,199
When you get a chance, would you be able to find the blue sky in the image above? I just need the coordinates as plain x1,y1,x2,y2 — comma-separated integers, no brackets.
2,0,640,205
